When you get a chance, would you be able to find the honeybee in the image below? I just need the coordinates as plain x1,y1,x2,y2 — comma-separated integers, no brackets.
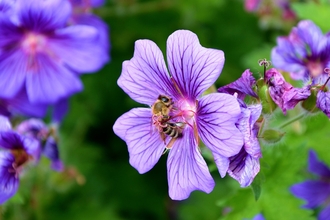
151,95,173,122
163,122,184,139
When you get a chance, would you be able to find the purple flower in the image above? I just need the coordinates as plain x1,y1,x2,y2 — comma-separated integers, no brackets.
0,0,107,104
218,71,262,186
113,30,243,200
316,91,330,118
0,129,39,204
252,213,265,220
68,0,110,63
16,118,63,171
217,69,258,100
265,68,311,114
291,150,330,220
272,20,330,85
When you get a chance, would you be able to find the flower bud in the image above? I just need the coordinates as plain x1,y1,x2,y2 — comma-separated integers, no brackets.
261,129,285,144
301,86,320,113
256,79,277,114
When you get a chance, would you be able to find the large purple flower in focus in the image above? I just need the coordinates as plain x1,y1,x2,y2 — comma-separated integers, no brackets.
0,116,39,204
272,20,330,85
291,150,330,220
113,30,243,200
0,0,107,104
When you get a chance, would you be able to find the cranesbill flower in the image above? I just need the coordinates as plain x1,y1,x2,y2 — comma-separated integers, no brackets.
0,0,107,104
271,20,330,85
113,30,243,200
291,150,330,220
0,118,39,204
218,71,262,186
265,68,311,114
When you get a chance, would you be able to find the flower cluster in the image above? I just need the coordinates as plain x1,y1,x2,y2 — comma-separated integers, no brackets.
113,30,264,200
0,116,62,204
272,20,330,118
0,0,109,204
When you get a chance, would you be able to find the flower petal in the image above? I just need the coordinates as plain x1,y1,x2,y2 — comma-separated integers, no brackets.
316,91,330,118
118,39,175,105
4,89,48,118
113,108,166,174
228,148,260,187
0,50,27,99
43,136,63,171
197,93,243,157
167,127,215,200
0,131,24,150
167,30,225,100
308,149,330,178
26,53,83,104
49,25,108,73
213,153,229,178
218,69,257,99
17,0,71,31
290,180,330,208
319,205,330,220
0,151,19,204
0,115,11,132
52,98,69,123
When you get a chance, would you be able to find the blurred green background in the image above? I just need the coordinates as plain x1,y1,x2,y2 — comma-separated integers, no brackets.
2,0,330,219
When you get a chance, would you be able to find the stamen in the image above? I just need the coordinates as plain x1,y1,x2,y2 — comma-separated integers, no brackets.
258,58,272,78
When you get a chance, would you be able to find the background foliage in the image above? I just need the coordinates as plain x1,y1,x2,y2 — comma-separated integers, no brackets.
2,0,330,219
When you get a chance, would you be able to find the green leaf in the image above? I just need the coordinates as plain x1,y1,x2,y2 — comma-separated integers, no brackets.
251,174,262,201
292,2,330,32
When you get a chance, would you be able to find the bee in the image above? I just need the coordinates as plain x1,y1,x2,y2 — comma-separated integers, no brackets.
162,122,184,139
151,95,173,122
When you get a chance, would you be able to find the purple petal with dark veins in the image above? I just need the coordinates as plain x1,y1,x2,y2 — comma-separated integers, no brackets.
167,126,215,200
0,151,19,204
228,148,260,187
167,30,225,101
197,93,243,157
316,91,330,118
118,40,176,106
0,131,25,150
218,69,257,99
308,149,330,178
26,53,83,104
17,0,71,32
113,108,166,174
290,180,330,208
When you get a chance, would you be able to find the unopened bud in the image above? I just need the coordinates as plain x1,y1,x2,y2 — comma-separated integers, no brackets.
256,79,277,114
261,129,285,144
301,86,320,113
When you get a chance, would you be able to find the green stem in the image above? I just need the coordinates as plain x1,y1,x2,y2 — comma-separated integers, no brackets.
279,113,305,129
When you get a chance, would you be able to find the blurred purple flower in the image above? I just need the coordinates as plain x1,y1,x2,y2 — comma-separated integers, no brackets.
291,150,330,220
252,213,265,220
68,0,110,63
272,20,330,85
218,71,262,187
16,118,63,171
113,30,243,200
0,125,39,204
244,0,261,12
0,0,107,105
265,68,311,114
